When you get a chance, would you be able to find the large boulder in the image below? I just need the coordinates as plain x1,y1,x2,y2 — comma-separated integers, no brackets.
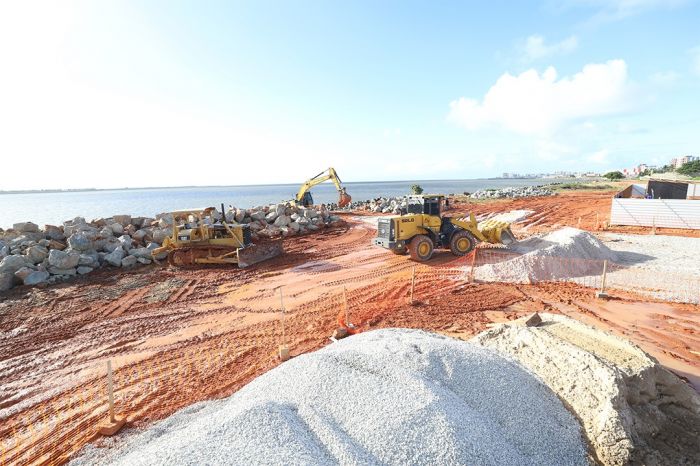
77,266,93,275
121,255,137,267
67,233,93,252
48,267,77,276
23,270,50,285
273,215,290,227
12,222,39,233
104,247,125,267
235,209,246,223
48,249,80,269
112,215,132,227
117,235,133,251
0,255,30,274
129,247,153,259
14,266,35,281
79,251,100,268
43,225,65,240
265,211,278,222
303,209,318,219
0,272,14,291
250,211,266,222
152,228,170,244
102,238,122,253
109,223,124,235
25,245,49,264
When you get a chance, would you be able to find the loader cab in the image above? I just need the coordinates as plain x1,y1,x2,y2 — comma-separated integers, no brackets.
406,195,444,217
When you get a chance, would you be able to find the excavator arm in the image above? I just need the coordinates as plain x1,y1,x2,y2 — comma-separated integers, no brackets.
296,167,351,207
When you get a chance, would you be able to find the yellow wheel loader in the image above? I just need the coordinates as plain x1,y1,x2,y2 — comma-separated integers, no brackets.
372,195,515,262
152,206,283,268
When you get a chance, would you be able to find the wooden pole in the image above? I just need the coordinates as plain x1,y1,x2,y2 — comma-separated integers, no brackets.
469,249,477,283
343,286,349,325
107,360,115,423
577,216,581,228
410,266,416,304
601,260,608,293
279,288,285,344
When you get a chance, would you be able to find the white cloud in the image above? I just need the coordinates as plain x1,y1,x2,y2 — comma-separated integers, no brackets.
519,35,578,62
448,59,633,135
649,70,680,85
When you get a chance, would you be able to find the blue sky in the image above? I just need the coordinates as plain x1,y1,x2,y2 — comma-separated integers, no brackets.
1,0,699,189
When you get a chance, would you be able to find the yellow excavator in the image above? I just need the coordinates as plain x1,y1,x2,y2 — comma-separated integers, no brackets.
373,195,516,262
296,167,352,208
152,206,283,268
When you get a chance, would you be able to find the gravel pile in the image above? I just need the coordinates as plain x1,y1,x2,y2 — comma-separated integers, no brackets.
470,185,554,199
474,227,618,283
71,329,587,466
474,313,700,465
480,209,534,224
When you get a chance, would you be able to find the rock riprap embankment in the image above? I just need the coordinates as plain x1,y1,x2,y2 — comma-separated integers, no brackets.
470,185,555,199
0,202,342,292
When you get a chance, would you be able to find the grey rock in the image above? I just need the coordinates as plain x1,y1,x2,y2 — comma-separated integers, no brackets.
12,221,39,233
235,209,246,223
273,215,290,227
152,228,170,244
0,255,30,274
68,233,93,252
44,225,65,240
121,255,137,267
48,267,77,276
112,215,132,226
102,237,122,253
105,247,125,267
77,266,94,275
0,272,14,291
48,249,80,269
265,211,278,222
79,251,99,267
14,266,35,281
129,247,152,259
23,270,50,285
118,235,133,250
26,245,49,264
110,223,124,235
137,257,152,265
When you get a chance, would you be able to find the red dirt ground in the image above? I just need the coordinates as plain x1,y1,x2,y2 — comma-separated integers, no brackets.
0,190,698,465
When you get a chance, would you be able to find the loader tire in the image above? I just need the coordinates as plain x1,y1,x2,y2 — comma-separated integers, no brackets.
409,235,434,262
450,230,476,256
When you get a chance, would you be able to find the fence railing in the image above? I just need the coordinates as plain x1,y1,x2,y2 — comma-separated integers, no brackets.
1,247,697,465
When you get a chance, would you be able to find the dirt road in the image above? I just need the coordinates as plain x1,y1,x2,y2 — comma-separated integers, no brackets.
1,190,698,464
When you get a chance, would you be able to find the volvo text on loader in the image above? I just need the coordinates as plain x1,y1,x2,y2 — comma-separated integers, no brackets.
152,206,283,268
372,195,516,262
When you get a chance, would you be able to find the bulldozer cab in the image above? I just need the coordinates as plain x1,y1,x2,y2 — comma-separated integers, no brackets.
406,195,444,217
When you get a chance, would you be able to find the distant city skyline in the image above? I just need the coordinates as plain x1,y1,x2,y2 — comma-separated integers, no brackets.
1,1,699,190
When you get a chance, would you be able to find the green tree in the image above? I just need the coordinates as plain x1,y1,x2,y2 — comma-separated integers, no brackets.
677,160,700,176
603,171,624,180
410,184,424,194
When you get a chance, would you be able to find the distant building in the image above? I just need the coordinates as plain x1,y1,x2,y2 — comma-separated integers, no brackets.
671,155,698,169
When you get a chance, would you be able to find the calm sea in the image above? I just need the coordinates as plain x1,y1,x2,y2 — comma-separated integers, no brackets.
0,178,568,228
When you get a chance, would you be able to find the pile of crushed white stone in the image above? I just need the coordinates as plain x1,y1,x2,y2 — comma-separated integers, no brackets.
474,227,618,283
72,320,700,466
72,329,589,465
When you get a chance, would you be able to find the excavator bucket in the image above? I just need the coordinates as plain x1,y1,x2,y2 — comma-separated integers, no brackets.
236,240,284,268
338,192,352,208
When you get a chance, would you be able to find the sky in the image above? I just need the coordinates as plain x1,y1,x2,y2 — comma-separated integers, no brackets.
1,0,699,190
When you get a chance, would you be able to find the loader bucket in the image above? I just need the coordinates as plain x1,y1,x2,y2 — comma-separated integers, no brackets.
477,219,517,246
237,240,284,268
338,192,352,208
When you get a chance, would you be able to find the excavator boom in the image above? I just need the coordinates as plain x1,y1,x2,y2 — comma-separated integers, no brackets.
296,167,352,207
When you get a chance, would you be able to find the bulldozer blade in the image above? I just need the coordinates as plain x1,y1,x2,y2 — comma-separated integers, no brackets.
237,241,284,268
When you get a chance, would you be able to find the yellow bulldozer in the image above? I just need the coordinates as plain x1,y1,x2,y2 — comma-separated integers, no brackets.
372,195,515,261
296,167,352,208
152,206,283,267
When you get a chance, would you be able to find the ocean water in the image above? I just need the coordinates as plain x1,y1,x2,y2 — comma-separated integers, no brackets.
0,178,565,228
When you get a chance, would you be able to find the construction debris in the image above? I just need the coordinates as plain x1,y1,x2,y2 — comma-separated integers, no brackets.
70,329,588,466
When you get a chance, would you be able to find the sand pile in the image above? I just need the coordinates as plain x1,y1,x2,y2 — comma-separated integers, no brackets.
72,329,588,466
474,313,700,465
475,227,618,283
